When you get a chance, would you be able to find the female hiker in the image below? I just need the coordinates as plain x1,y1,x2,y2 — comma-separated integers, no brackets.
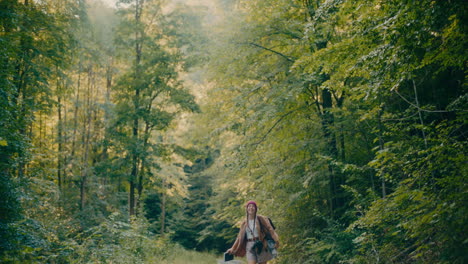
226,201,280,264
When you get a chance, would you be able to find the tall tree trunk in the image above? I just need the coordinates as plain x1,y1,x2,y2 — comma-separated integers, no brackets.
136,119,151,216
101,58,113,187
80,66,93,210
321,87,341,216
303,0,344,216
14,5,29,178
129,108,139,216
129,0,144,218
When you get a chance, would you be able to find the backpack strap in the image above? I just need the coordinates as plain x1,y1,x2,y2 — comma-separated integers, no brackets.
268,217,276,230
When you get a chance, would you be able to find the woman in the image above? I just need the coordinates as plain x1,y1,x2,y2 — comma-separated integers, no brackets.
226,201,280,264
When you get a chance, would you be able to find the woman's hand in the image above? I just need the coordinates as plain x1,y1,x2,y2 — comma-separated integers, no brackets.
274,240,280,248
226,248,233,254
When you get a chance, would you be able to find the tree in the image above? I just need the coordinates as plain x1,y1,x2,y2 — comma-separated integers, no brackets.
112,0,199,218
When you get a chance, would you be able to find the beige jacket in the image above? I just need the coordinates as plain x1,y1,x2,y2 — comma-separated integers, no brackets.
230,215,280,257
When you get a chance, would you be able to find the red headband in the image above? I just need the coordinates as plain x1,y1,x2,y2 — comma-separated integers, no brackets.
246,200,257,210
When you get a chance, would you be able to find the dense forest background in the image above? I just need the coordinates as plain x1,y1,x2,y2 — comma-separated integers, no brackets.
0,0,466,263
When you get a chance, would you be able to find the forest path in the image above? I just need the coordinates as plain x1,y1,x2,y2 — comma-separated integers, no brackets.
217,260,244,264
156,248,220,264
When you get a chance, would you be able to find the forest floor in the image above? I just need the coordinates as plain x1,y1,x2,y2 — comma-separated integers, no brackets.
157,248,222,264
162,248,247,264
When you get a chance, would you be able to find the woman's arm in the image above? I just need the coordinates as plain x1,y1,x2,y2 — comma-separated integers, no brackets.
226,239,237,254
227,222,245,254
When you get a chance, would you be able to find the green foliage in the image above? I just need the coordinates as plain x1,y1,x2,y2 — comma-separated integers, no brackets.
70,213,171,263
199,0,467,263
350,121,468,263
0,174,21,255
171,153,234,252
1,0,466,263
156,244,218,264
0,0,74,259
1,0,205,262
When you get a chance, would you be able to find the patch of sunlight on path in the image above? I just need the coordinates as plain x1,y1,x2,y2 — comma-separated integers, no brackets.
151,244,247,264
217,260,245,264
157,248,225,264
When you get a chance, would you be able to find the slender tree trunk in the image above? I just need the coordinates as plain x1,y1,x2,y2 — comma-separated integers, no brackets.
71,66,81,158
80,66,93,210
38,112,43,153
136,120,151,216
101,58,112,187
80,175,86,210
57,92,63,190
335,92,346,162
160,180,167,236
63,89,68,187
339,126,345,162
321,87,341,215
129,0,144,218
130,119,138,217
377,95,386,198
136,161,144,216
321,88,338,156
71,63,82,193
106,59,113,99
15,16,29,179
303,0,344,212
15,0,33,178
129,172,136,217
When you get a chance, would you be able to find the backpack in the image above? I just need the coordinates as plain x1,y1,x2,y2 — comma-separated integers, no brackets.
258,216,276,232
268,217,276,230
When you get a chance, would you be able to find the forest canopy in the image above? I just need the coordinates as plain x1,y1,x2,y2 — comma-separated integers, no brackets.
0,0,466,263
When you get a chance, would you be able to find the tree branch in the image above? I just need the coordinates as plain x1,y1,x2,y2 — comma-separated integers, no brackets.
305,83,322,114
392,88,453,113
240,42,296,62
251,106,306,146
